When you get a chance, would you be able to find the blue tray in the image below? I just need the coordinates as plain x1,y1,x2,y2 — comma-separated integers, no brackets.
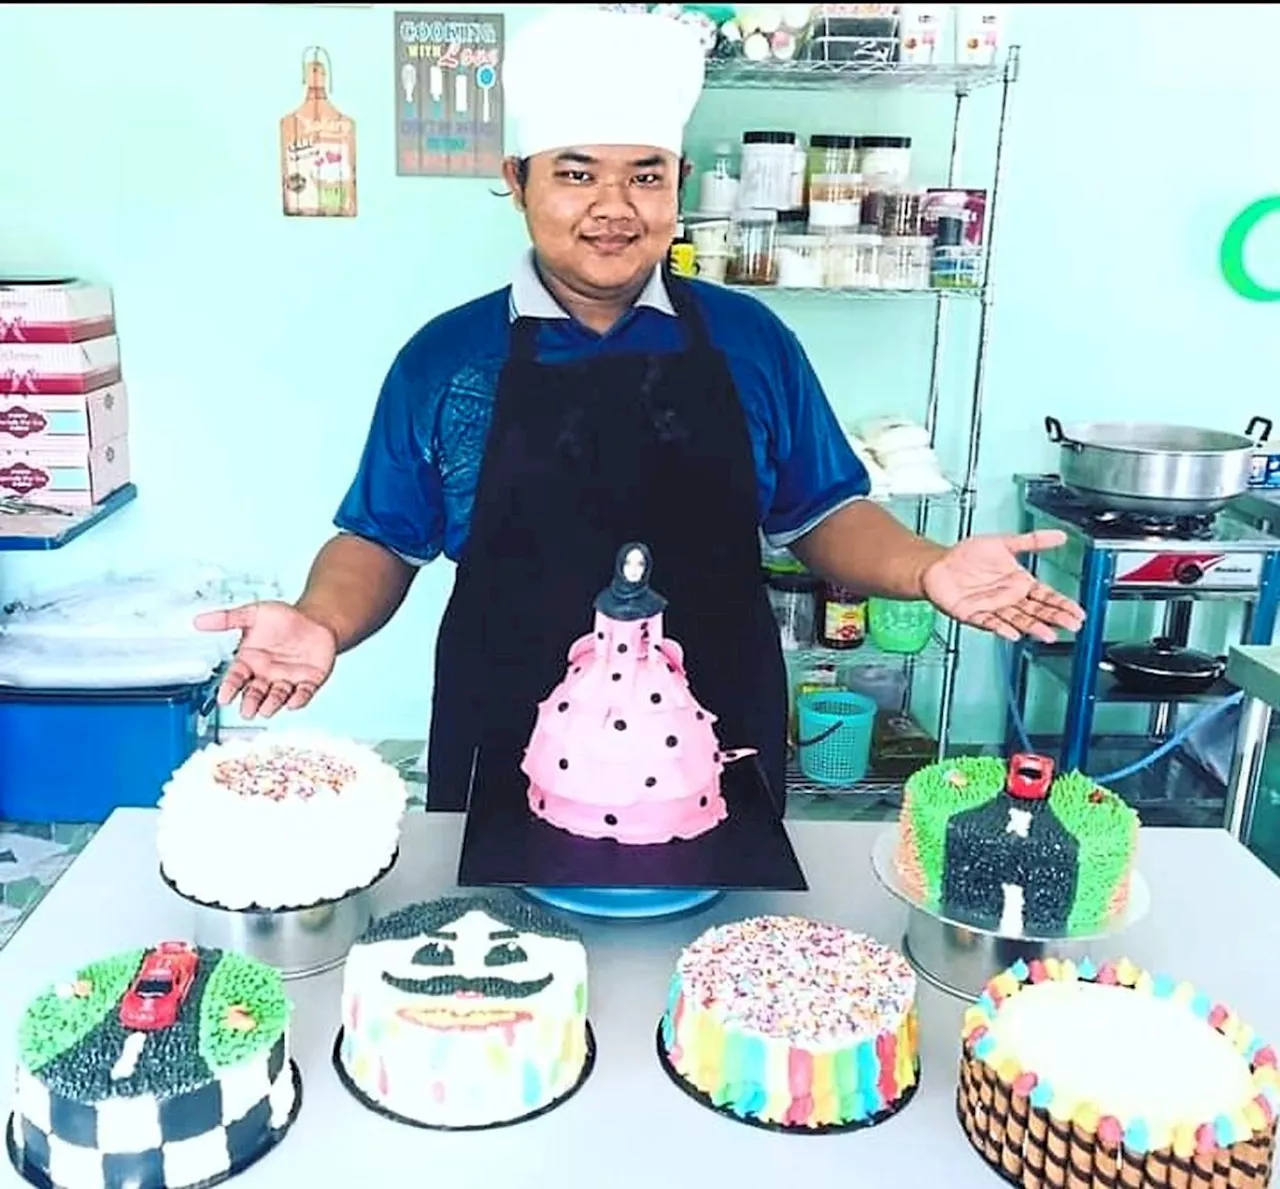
523,886,723,921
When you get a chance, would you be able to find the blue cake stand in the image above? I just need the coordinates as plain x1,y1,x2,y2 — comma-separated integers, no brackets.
522,886,724,921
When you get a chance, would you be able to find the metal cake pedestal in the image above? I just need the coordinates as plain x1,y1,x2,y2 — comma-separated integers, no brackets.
869,830,1152,1002
161,853,399,980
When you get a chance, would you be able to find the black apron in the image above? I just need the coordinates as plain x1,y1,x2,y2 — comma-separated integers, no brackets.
425,274,788,816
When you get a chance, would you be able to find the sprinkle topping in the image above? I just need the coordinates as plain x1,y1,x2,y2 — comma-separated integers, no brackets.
213,745,357,801
678,915,914,1046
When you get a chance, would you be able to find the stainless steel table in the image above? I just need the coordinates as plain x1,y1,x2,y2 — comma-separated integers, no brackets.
1,812,1278,1188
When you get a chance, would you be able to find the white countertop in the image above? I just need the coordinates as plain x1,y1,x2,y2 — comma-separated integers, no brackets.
1,812,1278,1188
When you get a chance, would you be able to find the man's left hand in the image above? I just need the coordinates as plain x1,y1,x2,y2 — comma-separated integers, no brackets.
921,529,1085,643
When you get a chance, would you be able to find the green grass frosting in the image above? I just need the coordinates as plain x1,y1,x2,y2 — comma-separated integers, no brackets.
905,758,1140,928
1048,770,1140,932
905,756,1007,901
198,950,290,1070
18,950,145,1073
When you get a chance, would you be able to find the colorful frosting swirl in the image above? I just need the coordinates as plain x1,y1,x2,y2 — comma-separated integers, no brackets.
958,956,1279,1188
660,916,918,1128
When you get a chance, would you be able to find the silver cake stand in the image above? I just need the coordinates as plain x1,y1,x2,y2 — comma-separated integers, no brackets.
869,829,1152,1003
160,852,399,981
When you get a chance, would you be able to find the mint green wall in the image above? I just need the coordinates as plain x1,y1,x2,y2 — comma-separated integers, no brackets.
2,4,1277,745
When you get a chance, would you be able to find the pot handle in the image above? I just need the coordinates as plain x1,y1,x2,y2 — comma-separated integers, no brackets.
1044,416,1081,450
1246,416,1273,443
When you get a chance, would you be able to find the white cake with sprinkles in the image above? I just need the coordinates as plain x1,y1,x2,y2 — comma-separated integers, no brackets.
157,731,407,910
658,916,920,1130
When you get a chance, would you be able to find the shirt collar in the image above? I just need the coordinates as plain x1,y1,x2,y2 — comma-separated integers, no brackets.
508,251,676,321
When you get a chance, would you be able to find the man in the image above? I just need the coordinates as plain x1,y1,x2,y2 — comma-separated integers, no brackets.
196,7,1083,812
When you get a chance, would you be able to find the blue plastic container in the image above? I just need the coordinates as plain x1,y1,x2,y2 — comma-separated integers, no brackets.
0,678,219,823
795,689,878,787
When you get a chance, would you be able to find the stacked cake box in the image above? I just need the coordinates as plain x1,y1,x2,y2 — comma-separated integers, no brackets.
0,280,130,508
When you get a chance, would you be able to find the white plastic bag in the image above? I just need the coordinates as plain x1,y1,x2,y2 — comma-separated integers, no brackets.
0,565,279,690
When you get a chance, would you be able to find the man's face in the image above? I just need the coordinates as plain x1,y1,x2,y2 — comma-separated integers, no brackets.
505,145,680,299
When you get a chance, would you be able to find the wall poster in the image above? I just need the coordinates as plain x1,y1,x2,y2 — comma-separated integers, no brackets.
279,46,358,217
394,11,504,178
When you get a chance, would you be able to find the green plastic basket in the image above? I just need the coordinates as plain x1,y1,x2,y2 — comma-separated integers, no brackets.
868,598,935,654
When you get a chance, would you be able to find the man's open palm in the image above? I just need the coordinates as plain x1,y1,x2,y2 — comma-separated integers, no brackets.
194,601,336,719
923,530,1086,643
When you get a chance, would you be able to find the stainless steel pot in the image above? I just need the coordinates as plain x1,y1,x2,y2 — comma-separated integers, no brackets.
1044,415,1272,515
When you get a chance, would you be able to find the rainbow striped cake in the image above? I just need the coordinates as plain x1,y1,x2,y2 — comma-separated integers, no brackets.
659,915,919,1130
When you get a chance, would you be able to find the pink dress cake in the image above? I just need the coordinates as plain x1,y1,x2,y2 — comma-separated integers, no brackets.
521,542,754,846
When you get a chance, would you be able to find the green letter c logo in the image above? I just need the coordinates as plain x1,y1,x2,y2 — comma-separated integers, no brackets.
1221,196,1280,302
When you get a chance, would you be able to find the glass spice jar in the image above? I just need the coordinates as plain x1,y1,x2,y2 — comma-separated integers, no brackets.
728,209,779,286
818,583,867,649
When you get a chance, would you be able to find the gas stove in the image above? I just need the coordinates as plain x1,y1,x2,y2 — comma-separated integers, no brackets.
1007,474,1280,777
1017,474,1280,592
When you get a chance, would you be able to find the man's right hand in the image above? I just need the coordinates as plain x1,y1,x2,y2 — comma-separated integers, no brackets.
193,601,337,719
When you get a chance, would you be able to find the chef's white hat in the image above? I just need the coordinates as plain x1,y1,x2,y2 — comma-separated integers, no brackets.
504,7,706,160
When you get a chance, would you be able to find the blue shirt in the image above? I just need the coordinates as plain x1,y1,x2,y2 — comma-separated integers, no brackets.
335,253,869,564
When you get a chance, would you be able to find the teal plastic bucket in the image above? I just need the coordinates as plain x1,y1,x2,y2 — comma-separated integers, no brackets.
795,690,877,786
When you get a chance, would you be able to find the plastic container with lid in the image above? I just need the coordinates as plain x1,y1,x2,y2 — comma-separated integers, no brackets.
728,209,779,286
880,236,934,289
766,569,818,651
877,188,926,237
688,218,731,257
776,233,825,288
808,173,866,230
856,135,912,186
806,135,857,193
739,131,798,211
823,231,882,289
697,142,739,215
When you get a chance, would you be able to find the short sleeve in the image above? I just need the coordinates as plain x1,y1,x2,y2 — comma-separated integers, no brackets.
333,357,444,565
762,327,870,547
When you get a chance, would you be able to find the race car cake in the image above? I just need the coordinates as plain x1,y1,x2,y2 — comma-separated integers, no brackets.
157,730,407,910
336,893,592,1129
958,957,1279,1188
9,942,297,1189
659,915,920,1130
521,541,755,845
895,752,1140,935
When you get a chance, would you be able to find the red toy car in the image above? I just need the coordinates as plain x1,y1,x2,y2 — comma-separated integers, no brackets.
119,942,199,1031
1006,752,1054,801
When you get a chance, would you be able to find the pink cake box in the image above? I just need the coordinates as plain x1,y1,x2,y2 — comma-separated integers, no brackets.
0,434,130,508
0,280,116,344
0,335,122,395
0,382,128,449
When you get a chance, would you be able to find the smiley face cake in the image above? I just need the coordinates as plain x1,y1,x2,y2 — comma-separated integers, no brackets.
336,894,590,1128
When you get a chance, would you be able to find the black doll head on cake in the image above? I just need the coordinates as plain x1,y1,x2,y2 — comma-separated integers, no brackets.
594,541,668,622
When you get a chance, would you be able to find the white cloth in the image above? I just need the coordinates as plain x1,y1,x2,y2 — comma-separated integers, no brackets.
504,6,705,158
